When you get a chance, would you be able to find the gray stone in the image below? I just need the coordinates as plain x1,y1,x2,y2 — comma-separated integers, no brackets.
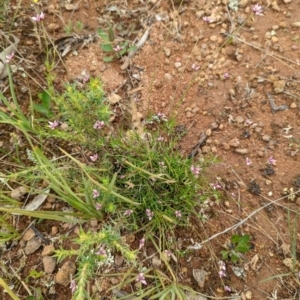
25,237,42,255
43,256,57,274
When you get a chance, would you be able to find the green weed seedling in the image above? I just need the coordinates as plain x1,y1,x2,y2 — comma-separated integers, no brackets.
33,90,52,118
221,234,252,263
64,20,84,35
98,28,137,62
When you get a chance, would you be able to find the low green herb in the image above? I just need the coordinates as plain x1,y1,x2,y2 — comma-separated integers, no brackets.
98,28,137,62
221,234,252,263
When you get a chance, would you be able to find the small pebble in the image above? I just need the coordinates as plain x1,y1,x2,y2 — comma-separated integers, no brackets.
164,73,172,81
174,62,182,68
43,256,57,274
234,148,248,154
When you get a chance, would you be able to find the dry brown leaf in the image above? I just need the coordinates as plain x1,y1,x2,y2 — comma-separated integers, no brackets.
108,93,121,105
280,242,291,256
249,254,260,270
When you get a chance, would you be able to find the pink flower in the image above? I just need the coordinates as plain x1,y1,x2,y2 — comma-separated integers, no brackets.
113,45,124,52
224,286,231,292
191,165,201,177
192,63,200,71
90,154,98,162
223,72,229,79
175,210,182,218
157,112,168,121
146,209,154,221
157,136,164,141
244,119,253,126
96,247,106,256
139,238,145,250
136,273,147,285
246,157,252,166
164,250,172,257
123,209,133,216
267,156,276,165
70,280,77,293
31,12,45,22
5,52,14,63
218,260,226,278
82,74,90,83
93,189,100,198
252,4,263,16
48,120,59,130
210,182,222,190
95,203,102,210
203,16,213,23
93,120,104,130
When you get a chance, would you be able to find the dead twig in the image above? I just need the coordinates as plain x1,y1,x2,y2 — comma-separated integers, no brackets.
200,191,300,246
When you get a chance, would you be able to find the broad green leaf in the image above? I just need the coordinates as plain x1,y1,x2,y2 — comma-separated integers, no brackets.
100,43,113,52
103,56,113,62
97,29,109,41
235,245,250,253
231,253,239,263
40,91,51,109
238,234,250,246
231,234,240,244
221,250,229,260
127,45,138,52
33,103,49,116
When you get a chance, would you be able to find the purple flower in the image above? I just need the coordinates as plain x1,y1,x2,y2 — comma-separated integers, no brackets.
48,120,59,130
192,63,200,71
157,112,168,121
82,74,90,83
123,209,133,216
139,238,145,250
31,12,45,22
191,165,201,177
224,286,231,292
93,189,100,198
223,72,229,79
175,210,182,218
70,280,77,293
136,273,147,285
218,260,226,278
244,119,253,126
96,247,106,256
267,156,276,165
146,209,154,221
203,16,213,23
252,4,263,16
90,154,98,162
95,203,102,210
5,52,14,63
113,45,124,52
246,157,252,166
210,182,222,190
93,120,104,130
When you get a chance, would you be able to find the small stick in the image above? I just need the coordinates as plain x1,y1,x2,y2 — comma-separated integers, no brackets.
121,27,152,70
200,192,299,246
267,93,288,113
